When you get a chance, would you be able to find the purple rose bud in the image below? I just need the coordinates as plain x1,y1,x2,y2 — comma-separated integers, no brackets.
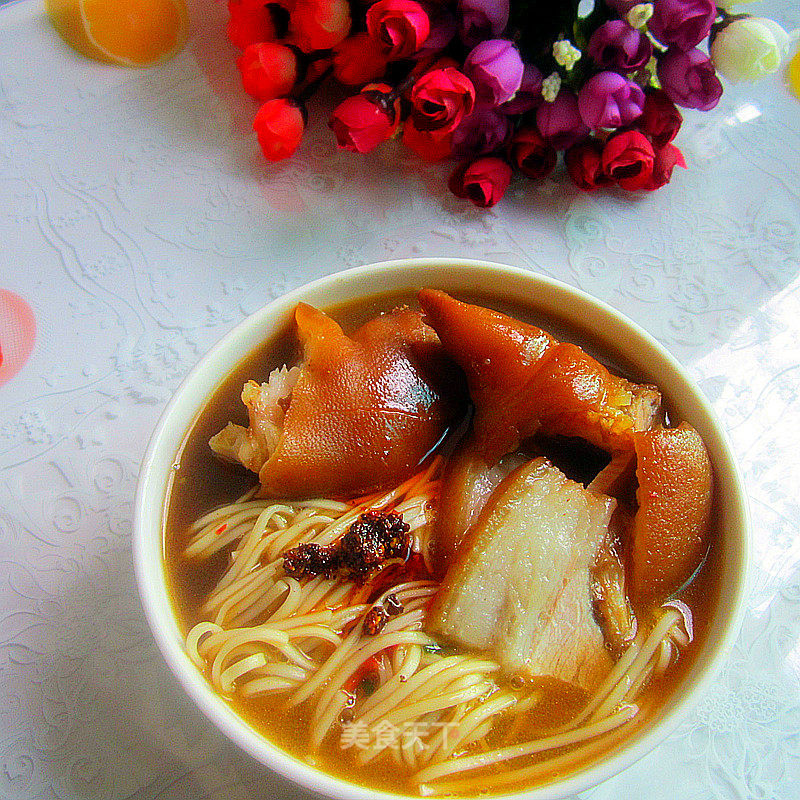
418,8,457,55
464,39,524,106
657,46,722,110
451,108,511,158
578,71,646,129
649,0,717,51
587,20,653,72
500,64,543,114
536,90,590,151
458,0,509,48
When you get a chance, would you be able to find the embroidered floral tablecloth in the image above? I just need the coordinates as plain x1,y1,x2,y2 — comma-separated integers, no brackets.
1,1,799,798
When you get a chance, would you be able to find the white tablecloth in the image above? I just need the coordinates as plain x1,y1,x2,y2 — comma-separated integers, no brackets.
1,1,799,798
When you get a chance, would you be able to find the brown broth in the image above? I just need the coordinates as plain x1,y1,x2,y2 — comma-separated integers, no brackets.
163,289,723,796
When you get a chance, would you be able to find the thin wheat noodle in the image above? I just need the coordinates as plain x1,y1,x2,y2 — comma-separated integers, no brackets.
589,610,679,723
312,689,352,750
371,681,495,745
210,628,290,687
185,621,223,668
312,631,434,729
268,578,303,621
219,652,268,693
356,658,497,730
426,690,519,764
415,704,638,785
240,677,296,697
357,646,423,719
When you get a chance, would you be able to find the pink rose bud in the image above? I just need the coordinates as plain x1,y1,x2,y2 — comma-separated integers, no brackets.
458,0,510,49
329,83,400,153
578,71,646,130
366,0,430,60
289,0,352,52
418,8,457,55
638,88,682,147
649,0,717,51
464,39,524,105
536,90,590,151
500,64,543,114
587,20,653,72
410,67,476,136
657,46,723,110
237,42,298,102
448,156,512,207
333,33,388,85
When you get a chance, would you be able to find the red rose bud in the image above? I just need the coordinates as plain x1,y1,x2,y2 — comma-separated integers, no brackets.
507,127,557,180
639,89,683,148
366,0,430,60
410,67,475,136
237,43,298,101
254,98,305,161
329,83,400,154
448,157,512,208
410,54,459,80
565,139,614,191
644,143,687,190
227,0,278,50
290,0,351,52
402,120,453,161
601,130,655,191
333,33,388,86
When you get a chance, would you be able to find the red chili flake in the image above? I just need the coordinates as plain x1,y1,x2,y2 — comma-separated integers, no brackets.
364,606,389,635
344,655,381,692
384,593,403,616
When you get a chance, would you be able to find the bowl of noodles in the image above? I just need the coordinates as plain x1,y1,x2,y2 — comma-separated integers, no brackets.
134,259,749,800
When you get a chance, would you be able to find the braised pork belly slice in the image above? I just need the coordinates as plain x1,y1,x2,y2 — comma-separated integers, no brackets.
433,445,529,574
429,457,615,693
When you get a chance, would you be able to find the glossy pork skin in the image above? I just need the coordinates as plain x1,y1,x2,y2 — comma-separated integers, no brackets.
629,423,713,606
245,303,459,498
429,458,615,692
417,289,661,462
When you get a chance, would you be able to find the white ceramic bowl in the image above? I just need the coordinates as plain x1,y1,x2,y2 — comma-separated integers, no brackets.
134,258,749,800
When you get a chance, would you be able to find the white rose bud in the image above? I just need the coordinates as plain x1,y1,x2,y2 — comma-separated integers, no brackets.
627,4,654,30
710,16,794,82
716,0,758,11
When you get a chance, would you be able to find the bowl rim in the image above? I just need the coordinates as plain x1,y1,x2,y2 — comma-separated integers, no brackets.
133,257,750,800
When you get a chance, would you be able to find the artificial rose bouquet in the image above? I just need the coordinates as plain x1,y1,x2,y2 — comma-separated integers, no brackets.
227,0,795,207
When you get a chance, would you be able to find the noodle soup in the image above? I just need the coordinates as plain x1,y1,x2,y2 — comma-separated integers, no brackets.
162,286,724,797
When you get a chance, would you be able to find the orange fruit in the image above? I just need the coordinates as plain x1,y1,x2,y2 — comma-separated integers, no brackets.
47,0,188,67
628,423,713,607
